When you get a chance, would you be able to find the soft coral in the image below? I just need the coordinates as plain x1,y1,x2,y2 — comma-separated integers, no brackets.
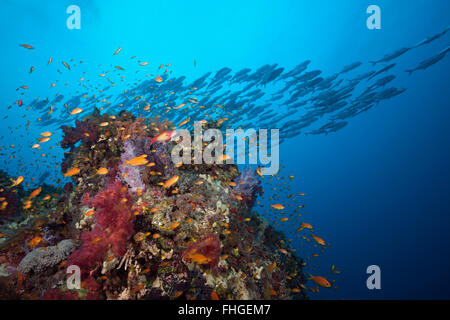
182,234,221,269
61,119,99,149
67,180,135,274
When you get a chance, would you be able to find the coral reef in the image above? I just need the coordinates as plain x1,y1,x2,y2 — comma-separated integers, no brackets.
0,110,306,300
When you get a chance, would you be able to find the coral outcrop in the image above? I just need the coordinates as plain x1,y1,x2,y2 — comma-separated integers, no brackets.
0,110,306,300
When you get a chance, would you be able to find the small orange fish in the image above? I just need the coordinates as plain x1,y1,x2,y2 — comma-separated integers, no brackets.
41,131,52,137
163,175,179,188
297,222,313,232
28,236,42,248
97,168,109,175
309,274,331,288
64,167,80,177
211,291,219,300
140,62,149,66
113,47,122,55
312,236,326,246
172,291,183,299
177,117,190,127
29,187,41,199
154,76,163,83
10,176,24,187
62,61,70,70
186,253,211,264
271,204,285,210
168,221,180,231
70,108,83,115
20,44,34,49
125,155,148,166
85,209,95,216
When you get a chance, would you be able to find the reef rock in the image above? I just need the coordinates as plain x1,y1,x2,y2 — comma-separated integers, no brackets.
17,239,77,275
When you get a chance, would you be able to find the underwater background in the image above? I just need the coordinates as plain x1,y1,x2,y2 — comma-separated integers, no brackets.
0,0,449,299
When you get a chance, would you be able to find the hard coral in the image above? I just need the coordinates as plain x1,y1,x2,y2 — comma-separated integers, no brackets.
67,180,135,274
17,239,77,275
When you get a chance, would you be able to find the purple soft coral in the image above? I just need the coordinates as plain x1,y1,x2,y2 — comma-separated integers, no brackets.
233,167,260,199
118,139,146,193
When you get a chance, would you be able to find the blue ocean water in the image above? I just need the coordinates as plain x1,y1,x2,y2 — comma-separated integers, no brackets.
0,0,449,299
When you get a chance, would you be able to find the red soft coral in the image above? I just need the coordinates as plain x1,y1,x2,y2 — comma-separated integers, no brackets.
67,180,135,274
61,119,99,149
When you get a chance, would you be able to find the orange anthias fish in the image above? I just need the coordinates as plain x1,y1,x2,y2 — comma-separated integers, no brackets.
168,221,180,231
125,155,148,166
154,76,163,83
64,167,81,177
19,44,34,49
40,131,52,137
10,176,24,187
296,222,313,232
62,61,70,70
29,187,41,199
28,237,42,248
177,117,190,127
113,47,122,55
308,274,331,288
97,168,109,175
163,175,179,188
171,290,183,299
271,204,285,210
211,291,219,300
312,236,326,246
149,131,176,146
185,252,211,265
70,108,83,115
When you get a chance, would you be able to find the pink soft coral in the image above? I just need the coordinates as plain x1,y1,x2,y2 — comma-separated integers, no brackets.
67,180,135,274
